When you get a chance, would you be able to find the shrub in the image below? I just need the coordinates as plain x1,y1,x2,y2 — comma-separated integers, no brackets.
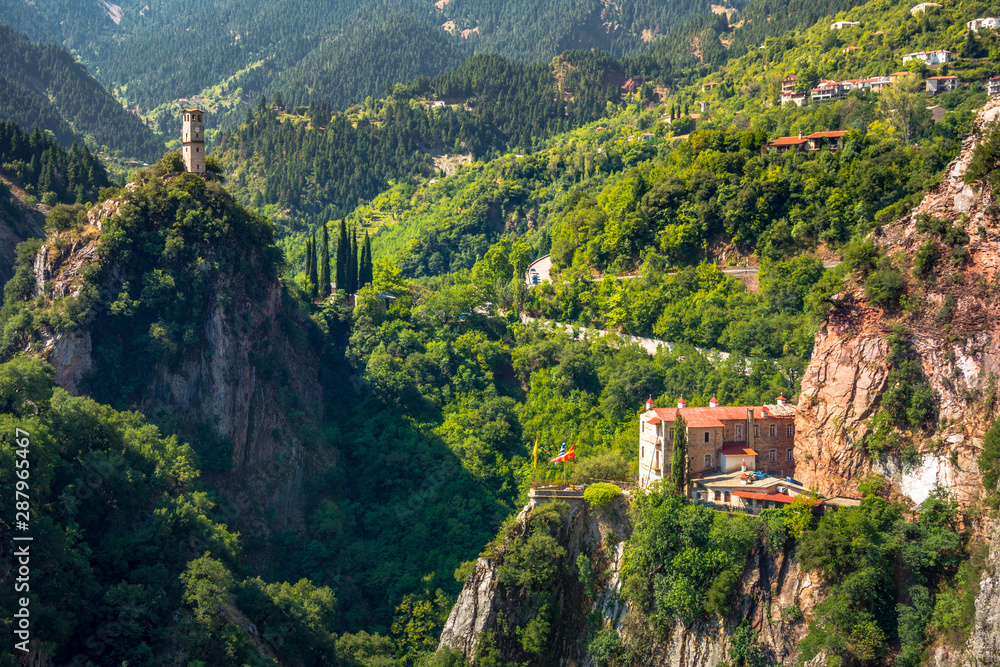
912,241,937,280
864,258,906,310
589,629,626,667
576,450,631,482
843,238,879,277
585,482,623,507
978,417,1000,492
936,294,956,321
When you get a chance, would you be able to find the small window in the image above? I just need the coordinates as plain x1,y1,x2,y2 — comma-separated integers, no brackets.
704,454,711,468
787,424,794,437
754,425,759,437
704,432,710,443
669,428,674,441
769,449,777,462
724,492,731,503
641,446,645,459
714,491,721,502
770,424,776,437
786,450,793,462
735,424,743,440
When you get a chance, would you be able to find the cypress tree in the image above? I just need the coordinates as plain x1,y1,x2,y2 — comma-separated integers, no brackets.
348,226,359,293
360,231,373,287
671,413,688,496
308,232,319,299
305,236,313,287
320,223,331,298
336,219,349,293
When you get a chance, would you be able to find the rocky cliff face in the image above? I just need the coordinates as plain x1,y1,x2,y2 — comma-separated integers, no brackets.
794,99,1000,514
26,179,327,568
440,496,820,666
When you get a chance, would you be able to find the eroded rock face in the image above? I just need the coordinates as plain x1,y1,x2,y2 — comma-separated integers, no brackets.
29,201,326,567
794,98,1000,515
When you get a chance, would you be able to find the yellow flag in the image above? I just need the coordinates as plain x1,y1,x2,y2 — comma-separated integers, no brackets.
532,436,539,471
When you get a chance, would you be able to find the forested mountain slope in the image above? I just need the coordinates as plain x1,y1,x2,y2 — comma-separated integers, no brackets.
217,51,623,232
0,25,164,162
0,0,726,116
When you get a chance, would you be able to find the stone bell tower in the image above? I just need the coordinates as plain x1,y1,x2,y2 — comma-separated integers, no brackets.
182,108,206,173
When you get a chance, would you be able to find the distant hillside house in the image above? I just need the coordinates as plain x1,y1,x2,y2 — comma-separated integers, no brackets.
967,17,1000,31
702,81,719,91
766,130,848,153
811,81,846,102
926,105,946,122
830,20,860,29
902,50,953,65
910,2,941,15
926,75,959,94
988,76,1000,96
638,396,796,489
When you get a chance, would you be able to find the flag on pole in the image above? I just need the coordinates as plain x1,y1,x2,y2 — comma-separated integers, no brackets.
550,442,575,463
532,436,539,471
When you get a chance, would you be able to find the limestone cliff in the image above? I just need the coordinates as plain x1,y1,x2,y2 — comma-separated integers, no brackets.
21,173,328,568
794,98,1000,513
439,496,821,666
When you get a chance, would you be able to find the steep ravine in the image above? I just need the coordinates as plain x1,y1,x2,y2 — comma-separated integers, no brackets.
439,496,820,666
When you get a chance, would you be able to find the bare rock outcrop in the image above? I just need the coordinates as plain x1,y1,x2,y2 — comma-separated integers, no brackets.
794,98,1000,515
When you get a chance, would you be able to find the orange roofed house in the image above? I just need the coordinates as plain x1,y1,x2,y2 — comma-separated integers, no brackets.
638,396,796,490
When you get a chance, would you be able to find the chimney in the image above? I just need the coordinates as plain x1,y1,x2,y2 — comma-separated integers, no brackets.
677,396,687,409
709,396,719,408
776,396,787,406
742,459,747,472
645,396,655,411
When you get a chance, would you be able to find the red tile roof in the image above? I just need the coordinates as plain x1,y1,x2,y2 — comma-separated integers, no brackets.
647,416,662,425
647,405,789,424
805,130,848,139
721,445,758,456
768,136,809,146
731,490,797,504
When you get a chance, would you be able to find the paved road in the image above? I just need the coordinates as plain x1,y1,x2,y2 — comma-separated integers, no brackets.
519,314,730,360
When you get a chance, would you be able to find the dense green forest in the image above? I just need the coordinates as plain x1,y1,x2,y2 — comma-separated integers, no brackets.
217,51,622,232
0,24,164,162
0,121,111,208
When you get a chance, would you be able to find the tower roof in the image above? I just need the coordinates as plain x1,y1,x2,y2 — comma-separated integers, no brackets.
183,108,205,113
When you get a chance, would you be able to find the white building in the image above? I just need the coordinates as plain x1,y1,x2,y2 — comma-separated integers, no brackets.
988,76,1000,96
902,50,953,65
967,17,1000,32
911,3,941,16
830,20,860,29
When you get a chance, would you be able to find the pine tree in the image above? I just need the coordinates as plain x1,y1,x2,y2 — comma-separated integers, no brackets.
671,413,687,496
319,223,331,298
308,233,319,299
336,219,349,293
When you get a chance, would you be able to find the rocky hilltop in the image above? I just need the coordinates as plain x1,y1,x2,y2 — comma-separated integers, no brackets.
16,169,328,567
439,495,821,667
795,98,1000,513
